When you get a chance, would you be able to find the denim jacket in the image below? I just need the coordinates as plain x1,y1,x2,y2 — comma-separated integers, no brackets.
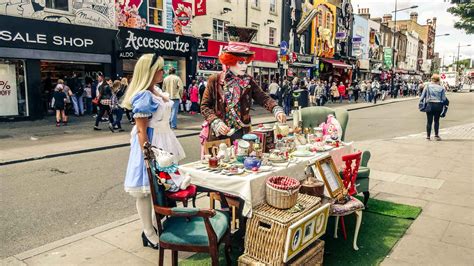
420,83,446,103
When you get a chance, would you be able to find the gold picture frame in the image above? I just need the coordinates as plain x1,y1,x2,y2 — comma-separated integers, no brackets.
312,155,344,199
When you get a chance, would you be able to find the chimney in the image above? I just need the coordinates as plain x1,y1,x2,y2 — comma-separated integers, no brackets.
383,14,392,23
410,12,418,22
359,8,370,19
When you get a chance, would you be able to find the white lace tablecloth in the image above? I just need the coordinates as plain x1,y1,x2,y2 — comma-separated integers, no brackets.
179,143,353,217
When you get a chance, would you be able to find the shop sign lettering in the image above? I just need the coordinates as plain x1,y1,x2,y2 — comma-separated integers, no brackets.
123,30,190,53
0,31,94,48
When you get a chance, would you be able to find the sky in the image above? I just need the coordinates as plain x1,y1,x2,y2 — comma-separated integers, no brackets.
352,0,473,66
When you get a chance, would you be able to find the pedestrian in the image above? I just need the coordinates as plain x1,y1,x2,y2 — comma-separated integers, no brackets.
308,79,316,105
360,80,367,102
69,72,84,116
92,72,105,116
346,83,354,103
84,77,93,115
268,78,280,101
122,53,186,250
162,67,183,129
420,74,447,141
111,80,126,132
337,82,346,103
119,77,134,125
330,82,339,103
282,77,292,115
94,77,115,132
198,77,207,104
52,80,67,127
61,79,73,122
353,81,360,103
315,80,325,106
371,79,380,104
189,80,200,115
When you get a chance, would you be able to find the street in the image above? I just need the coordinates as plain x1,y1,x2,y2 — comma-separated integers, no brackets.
1,93,472,259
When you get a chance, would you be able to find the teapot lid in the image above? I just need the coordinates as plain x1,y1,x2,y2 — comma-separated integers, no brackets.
242,134,258,141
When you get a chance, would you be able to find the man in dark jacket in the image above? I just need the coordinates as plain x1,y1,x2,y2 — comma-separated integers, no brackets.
68,72,84,116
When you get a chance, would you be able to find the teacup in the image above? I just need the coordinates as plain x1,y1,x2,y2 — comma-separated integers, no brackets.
296,145,308,152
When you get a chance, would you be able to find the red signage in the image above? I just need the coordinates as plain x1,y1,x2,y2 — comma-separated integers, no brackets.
198,40,278,63
441,73,446,79
172,0,192,27
195,0,207,16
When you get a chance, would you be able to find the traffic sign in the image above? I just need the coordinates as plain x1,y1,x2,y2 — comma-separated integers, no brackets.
280,41,288,56
441,73,446,79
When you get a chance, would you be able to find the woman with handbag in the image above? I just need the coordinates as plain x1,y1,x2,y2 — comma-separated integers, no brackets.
93,77,115,132
419,74,447,141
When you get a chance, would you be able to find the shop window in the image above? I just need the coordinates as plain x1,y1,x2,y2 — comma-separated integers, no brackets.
252,0,260,9
269,27,276,45
251,23,259,42
270,0,277,13
213,19,229,41
149,0,164,27
0,59,28,117
45,0,70,12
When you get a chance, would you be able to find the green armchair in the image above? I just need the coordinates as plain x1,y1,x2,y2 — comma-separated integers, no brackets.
300,106,349,141
301,106,370,207
144,142,231,266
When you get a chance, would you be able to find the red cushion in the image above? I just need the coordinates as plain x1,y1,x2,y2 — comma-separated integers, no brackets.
166,185,197,200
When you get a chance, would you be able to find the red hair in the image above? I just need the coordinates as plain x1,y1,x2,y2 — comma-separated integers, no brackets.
219,52,255,66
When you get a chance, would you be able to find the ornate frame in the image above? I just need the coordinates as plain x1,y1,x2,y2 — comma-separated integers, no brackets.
312,155,344,199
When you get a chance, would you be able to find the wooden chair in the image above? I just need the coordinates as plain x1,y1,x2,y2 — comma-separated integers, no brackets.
209,192,240,231
143,142,232,266
330,151,364,250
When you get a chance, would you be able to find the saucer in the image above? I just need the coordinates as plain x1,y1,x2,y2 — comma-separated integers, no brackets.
292,150,314,157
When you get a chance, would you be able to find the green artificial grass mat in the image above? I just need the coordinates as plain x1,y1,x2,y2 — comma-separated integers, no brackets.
179,198,422,266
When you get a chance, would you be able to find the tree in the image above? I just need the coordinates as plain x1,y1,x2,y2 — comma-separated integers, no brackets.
447,2,474,34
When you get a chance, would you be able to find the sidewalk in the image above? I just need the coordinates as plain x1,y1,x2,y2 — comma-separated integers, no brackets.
0,96,417,165
3,122,471,265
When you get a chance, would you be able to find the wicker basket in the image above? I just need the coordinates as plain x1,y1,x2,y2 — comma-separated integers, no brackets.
239,240,325,266
244,194,325,264
266,176,301,209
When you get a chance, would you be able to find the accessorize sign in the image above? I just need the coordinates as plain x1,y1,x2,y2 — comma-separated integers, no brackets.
117,27,196,56
0,64,19,116
0,15,115,54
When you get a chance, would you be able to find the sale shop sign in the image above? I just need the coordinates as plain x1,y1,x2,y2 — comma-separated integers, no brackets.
0,64,18,116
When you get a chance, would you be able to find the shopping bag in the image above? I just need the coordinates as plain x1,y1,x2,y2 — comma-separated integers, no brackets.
185,100,192,112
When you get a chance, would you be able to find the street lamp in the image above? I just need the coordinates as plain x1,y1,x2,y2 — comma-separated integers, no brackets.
390,1,418,90
456,43,472,72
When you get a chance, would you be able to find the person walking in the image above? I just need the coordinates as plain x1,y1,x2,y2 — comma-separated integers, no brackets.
346,83,354,103
162,67,183,129
420,74,447,141
282,77,292,115
268,78,280,101
189,80,200,115
69,72,84,116
52,80,67,127
92,72,105,116
84,77,93,115
111,80,126,132
371,79,379,104
119,77,134,125
308,79,316,105
61,79,73,124
198,77,207,104
94,77,115,132
315,80,325,106
330,82,339,103
353,81,360,103
337,82,346,103
360,80,367,102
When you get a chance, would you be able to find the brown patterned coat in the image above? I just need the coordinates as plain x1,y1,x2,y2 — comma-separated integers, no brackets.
200,72,278,140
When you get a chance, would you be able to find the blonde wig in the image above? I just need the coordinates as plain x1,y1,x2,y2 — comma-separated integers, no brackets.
121,77,129,86
112,80,121,93
122,53,164,110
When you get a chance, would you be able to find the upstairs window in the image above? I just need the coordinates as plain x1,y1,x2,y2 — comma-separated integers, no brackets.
269,27,276,45
148,0,164,27
213,19,229,41
45,0,70,12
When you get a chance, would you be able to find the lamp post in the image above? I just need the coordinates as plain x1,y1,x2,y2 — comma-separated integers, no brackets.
390,1,418,91
456,43,471,72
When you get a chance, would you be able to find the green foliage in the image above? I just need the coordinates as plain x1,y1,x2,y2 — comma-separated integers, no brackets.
447,3,474,34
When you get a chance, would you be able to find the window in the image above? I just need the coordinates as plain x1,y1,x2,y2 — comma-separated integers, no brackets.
213,19,229,41
252,0,260,8
45,0,69,12
148,0,164,27
270,0,277,13
269,27,276,45
251,23,259,42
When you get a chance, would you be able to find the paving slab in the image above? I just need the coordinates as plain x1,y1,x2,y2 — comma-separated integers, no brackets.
441,222,474,250
423,202,474,225
81,249,155,266
369,170,403,182
371,181,426,199
420,188,474,208
1,257,27,266
395,174,445,190
23,237,117,265
405,215,450,241
373,192,428,208
388,235,474,265
396,165,441,179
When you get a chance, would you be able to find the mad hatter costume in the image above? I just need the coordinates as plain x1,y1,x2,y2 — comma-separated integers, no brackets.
200,26,286,142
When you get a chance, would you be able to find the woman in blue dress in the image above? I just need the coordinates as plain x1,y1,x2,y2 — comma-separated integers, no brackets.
121,53,167,249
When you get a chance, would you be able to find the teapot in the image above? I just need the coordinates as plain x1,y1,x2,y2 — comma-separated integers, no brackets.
244,156,262,170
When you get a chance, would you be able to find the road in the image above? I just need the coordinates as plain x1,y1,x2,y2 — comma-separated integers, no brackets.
1,93,472,258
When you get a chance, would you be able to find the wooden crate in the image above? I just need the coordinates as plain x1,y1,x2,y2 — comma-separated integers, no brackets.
238,240,325,266
244,194,329,264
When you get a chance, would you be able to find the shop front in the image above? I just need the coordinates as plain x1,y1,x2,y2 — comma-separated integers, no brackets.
0,15,116,120
115,28,198,87
318,58,353,85
288,54,315,80
197,40,279,88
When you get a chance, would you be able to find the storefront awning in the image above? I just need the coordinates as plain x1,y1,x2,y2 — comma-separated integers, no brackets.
290,62,315,68
322,59,352,69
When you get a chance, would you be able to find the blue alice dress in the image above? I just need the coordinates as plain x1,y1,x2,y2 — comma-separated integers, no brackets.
124,89,186,194
124,90,157,194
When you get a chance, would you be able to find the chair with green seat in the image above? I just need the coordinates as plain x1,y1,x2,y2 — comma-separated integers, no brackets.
300,106,349,141
143,142,231,266
301,106,370,207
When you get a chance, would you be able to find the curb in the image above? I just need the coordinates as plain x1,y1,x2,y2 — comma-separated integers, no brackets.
1,97,417,166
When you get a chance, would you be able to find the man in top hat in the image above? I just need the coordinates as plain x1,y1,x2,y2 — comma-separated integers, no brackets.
200,26,286,142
